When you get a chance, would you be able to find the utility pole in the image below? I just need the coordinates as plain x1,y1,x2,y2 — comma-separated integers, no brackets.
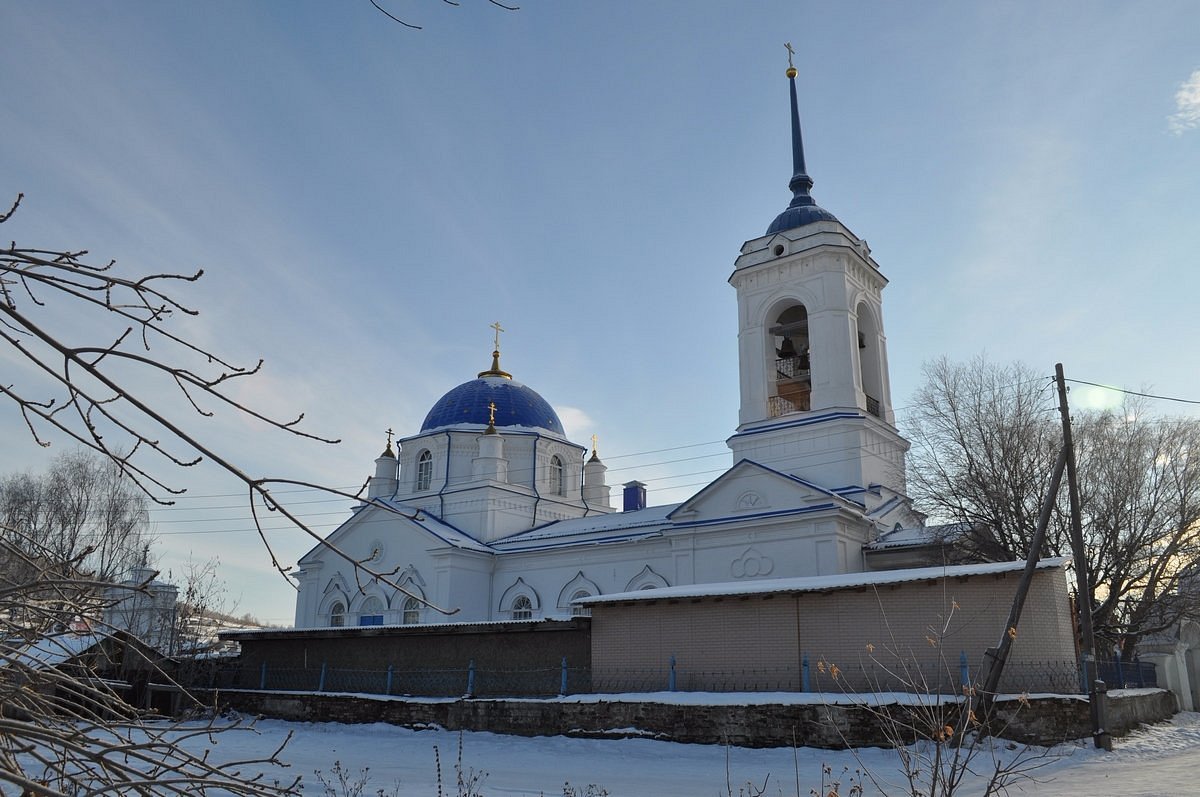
1055,363,1112,751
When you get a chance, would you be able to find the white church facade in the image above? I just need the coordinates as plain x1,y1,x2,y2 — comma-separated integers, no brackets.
292,67,936,631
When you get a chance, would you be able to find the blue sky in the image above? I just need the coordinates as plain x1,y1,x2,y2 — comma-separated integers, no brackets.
3,1,1198,624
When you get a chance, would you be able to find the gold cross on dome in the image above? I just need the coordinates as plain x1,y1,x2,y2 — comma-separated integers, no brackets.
591,434,598,454
785,42,795,69
490,321,505,352
385,427,394,446
488,402,497,426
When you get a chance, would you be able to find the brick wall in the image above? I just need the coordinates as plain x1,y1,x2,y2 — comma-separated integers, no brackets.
591,569,1077,694
213,688,1175,749
230,619,590,696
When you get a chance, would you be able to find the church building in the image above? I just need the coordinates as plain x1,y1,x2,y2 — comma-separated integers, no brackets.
290,63,940,631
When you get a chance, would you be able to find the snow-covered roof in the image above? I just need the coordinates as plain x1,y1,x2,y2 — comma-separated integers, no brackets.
577,557,1071,605
220,617,573,639
2,632,108,670
866,522,974,550
492,504,679,551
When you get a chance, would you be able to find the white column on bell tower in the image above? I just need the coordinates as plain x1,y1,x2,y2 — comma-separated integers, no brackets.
726,61,908,498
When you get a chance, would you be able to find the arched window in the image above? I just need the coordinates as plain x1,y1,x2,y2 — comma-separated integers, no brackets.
328,601,345,627
769,303,811,417
549,455,564,495
402,596,420,625
511,595,533,621
416,450,433,492
569,590,591,617
856,301,884,419
359,596,384,626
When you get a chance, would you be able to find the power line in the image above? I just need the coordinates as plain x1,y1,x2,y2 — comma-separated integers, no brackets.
1064,378,1200,406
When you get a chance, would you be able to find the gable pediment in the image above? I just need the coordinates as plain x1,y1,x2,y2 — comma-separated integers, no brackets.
667,459,853,524
298,500,481,567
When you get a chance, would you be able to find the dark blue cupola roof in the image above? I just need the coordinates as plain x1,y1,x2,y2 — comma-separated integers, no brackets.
419,349,565,436
766,67,838,235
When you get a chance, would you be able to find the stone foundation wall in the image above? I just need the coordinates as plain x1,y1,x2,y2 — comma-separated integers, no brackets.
211,688,1175,749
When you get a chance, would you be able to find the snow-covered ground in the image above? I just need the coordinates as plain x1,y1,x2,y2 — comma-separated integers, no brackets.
176,710,1200,796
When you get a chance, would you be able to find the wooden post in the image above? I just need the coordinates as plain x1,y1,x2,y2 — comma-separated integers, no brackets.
1056,363,1112,751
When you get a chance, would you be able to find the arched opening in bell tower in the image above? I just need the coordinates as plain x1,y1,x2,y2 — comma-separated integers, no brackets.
855,301,883,418
768,303,811,417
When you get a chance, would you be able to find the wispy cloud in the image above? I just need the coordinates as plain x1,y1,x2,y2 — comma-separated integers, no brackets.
1168,68,1200,135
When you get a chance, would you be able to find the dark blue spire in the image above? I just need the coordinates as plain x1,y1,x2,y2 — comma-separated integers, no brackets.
766,69,838,235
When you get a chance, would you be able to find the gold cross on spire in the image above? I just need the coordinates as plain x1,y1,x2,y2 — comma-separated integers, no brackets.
591,433,598,453
488,402,497,426
490,321,505,352
386,427,394,446
785,42,795,69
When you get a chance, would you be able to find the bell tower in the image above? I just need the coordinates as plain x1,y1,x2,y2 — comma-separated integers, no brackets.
727,59,909,497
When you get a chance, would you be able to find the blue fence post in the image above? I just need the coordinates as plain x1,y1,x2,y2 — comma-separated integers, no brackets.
960,650,970,689
560,656,569,696
386,664,394,695
1114,651,1125,689
318,662,327,692
259,661,267,690
668,654,677,692
466,659,476,697
801,654,810,692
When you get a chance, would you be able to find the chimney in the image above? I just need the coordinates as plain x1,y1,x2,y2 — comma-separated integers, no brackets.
622,480,647,512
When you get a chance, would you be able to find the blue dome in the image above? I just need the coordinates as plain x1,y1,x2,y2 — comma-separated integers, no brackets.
766,202,839,235
420,376,565,436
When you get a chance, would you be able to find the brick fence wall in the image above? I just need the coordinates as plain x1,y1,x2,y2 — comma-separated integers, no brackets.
211,687,1176,749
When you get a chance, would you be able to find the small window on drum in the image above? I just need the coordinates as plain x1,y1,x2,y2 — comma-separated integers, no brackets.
416,449,433,491
549,455,565,495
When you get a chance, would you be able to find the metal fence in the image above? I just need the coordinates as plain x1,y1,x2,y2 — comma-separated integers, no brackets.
198,650,1138,700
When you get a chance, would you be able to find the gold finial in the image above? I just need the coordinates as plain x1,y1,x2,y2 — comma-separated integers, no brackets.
478,321,513,379
785,42,797,78
383,427,395,457
589,434,600,462
485,401,498,434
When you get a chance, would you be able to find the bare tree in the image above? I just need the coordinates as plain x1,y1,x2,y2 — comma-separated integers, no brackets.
0,448,153,584
0,527,300,796
906,355,1200,650
1,188,454,794
369,0,519,31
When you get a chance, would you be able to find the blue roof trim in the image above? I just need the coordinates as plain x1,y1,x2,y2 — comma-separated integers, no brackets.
372,498,496,553
667,459,866,520
729,411,864,440
493,530,666,553
670,502,843,530
421,376,564,436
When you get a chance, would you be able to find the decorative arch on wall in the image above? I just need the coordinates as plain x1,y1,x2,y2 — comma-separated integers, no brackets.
401,596,422,625
498,577,541,619
624,565,669,592
319,576,350,627
319,594,349,627
388,565,427,610
355,592,386,626
556,571,601,611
